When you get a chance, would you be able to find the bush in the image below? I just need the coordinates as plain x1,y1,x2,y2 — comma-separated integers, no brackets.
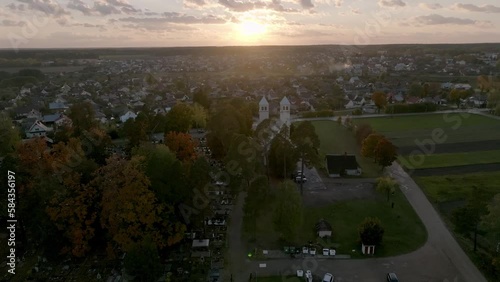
352,108,363,115
301,110,334,118
385,103,438,114
124,237,163,282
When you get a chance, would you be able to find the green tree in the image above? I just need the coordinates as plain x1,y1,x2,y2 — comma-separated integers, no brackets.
481,193,500,240
243,175,269,240
408,83,425,98
0,113,21,156
192,103,208,128
269,126,297,178
193,88,211,109
358,217,384,246
68,101,96,137
124,236,163,282
291,121,321,195
375,177,399,202
165,103,194,133
225,134,260,187
273,180,303,243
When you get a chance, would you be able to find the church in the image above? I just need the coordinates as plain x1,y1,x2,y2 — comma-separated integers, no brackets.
258,96,291,126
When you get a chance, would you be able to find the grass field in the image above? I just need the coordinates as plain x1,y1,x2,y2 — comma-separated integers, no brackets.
310,121,381,178
354,113,500,147
249,186,427,258
399,150,500,170
416,171,500,204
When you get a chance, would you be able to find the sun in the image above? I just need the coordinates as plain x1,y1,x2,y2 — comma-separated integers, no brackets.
238,20,267,39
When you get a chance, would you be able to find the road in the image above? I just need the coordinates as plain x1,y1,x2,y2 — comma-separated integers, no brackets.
225,163,487,282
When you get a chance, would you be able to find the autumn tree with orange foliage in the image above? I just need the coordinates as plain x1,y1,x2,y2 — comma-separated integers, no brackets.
164,131,197,162
374,138,398,168
92,156,185,257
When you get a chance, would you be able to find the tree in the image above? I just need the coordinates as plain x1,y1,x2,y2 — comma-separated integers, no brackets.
361,133,383,159
68,102,96,137
164,131,197,162
269,127,297,178
123,117,148,149
374,138,398,168
273,180,303,243
375,177,399,202
355,123,373,145
0,113,20,156
165,103,194,133
124,236,163,282
243,175,269,239
481,193,500,240
92,156,166,255
358,217,384,246
372,91,387,113
206,103,252,159
192,103,207,128
291,121,321,194
193,87,211,109
448,89,469,108
225,134,260,187
408,83,425,98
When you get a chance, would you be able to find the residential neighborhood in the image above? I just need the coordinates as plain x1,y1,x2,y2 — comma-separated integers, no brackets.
1,44,500,282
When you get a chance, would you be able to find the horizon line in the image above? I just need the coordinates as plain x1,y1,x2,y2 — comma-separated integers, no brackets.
1,42,500,51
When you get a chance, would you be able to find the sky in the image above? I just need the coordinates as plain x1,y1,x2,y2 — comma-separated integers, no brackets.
1,0,500,49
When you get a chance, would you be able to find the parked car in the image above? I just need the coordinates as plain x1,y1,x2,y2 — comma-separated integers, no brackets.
322,248,329,256
305,270,312,282
309,248,316,255
295,175,307,183
322,273,334,282
329,249,336,256
387,273,399,282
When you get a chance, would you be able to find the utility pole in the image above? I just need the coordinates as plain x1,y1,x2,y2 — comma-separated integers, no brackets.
300,151,305,195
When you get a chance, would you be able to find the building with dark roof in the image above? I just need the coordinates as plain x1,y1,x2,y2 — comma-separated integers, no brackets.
325,154,362,177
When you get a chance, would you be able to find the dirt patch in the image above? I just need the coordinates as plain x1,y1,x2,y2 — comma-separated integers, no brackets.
302,178,377,207
412,163,500,177
398,140,500,155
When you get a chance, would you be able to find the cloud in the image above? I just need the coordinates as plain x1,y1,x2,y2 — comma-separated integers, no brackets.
350,7,361,14
299,0,314,9
17,0,70,17
117,13,227,25
414,14,491,27
1,19,26,26
418,3,442,10
185,0,206,6
335,0,343,7
6,3,26,11
67,0,93,16
453,3,500,13
67,0,140,16
217,0,300,12
378,0,406,8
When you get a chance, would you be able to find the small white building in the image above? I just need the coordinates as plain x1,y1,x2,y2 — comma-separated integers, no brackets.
120,111,137,123
279,96,291,126
259,96,269,123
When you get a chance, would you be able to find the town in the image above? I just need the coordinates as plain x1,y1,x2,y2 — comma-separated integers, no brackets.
1,44,500,282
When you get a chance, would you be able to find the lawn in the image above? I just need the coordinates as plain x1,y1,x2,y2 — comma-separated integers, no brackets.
416,171,500,204
248,185,427,258
399,150,500,169
354,113,500,147
310,120,381,178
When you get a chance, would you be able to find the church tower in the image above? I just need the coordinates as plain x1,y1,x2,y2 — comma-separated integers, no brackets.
259,96,269,123
280,96,291,126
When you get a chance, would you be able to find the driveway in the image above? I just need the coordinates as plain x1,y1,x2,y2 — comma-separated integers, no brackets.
226,162,486,282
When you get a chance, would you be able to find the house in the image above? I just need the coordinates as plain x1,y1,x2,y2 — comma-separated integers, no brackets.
191,239,210,258
316,219,332,238
120,111,137,123
49,102,68,112
325,154,362,177
26,120,52,138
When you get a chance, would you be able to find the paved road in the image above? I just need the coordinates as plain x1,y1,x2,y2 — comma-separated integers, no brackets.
225,162,487,282
224,191,249,282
